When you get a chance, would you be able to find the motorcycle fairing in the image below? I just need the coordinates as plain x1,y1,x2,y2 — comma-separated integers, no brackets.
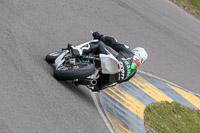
99,53,120,74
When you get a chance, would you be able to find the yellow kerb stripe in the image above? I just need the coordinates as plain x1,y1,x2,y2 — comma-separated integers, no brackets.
167,83,200,109
104,110,135,133
104,86,146,119
130,75,173,103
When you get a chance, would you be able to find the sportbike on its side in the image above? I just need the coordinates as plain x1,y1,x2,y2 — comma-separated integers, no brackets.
46,40,120,91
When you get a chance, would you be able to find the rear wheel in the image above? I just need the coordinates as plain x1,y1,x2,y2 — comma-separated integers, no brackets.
54,63,95,80
45,52,62,63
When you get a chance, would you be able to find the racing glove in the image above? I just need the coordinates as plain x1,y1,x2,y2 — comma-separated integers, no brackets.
92,32,103,40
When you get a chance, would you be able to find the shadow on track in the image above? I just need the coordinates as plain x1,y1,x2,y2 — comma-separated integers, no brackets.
46,62,94,106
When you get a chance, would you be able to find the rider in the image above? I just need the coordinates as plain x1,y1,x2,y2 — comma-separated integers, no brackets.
70,32,148,92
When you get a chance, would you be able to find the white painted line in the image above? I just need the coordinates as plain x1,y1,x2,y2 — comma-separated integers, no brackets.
90,91,115,133
138,70,200,97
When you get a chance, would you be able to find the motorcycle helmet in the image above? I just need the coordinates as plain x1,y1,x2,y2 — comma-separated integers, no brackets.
132,47,148,64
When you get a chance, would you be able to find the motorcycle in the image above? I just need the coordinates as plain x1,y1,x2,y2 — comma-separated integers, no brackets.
46,40,120,91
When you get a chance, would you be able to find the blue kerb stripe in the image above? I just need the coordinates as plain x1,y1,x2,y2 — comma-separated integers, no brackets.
196,95,200,100
99,91,145,133
117,82,156,106
141,75,198,109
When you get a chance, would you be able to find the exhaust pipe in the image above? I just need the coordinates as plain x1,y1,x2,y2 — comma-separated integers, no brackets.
74,79,97,86
89,80,97,86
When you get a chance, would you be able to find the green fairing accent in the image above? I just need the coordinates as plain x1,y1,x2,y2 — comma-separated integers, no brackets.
125,61,131,76
127,72,131,76
127,66,131,76
124,60,138,77
125,61,129,65
131,62,137,69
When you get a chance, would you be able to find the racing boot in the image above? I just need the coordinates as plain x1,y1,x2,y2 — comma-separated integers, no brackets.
90,84,100,92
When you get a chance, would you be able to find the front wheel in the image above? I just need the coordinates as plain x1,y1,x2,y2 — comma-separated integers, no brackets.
45,52,62,63
54,63,95,80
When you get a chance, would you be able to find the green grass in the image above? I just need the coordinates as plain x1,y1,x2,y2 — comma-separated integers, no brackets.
144,101,200,133
191,0,200,8
170,0,200,19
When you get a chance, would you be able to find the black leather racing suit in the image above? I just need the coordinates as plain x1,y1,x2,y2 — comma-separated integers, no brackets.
80,33,140,91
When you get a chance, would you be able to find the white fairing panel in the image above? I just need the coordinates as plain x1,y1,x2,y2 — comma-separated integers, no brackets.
55,52,66,69
75,40,98,49
100,54,120,74
74,40,98,56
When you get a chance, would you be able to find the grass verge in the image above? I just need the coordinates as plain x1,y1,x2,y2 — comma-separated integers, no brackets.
170,0,200,20
144,101,200,133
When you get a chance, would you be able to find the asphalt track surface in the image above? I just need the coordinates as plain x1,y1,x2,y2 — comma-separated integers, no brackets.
0,0,200,133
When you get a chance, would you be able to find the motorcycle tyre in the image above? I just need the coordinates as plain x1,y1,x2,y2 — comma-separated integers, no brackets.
45,52,62,63
54,63,95,80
